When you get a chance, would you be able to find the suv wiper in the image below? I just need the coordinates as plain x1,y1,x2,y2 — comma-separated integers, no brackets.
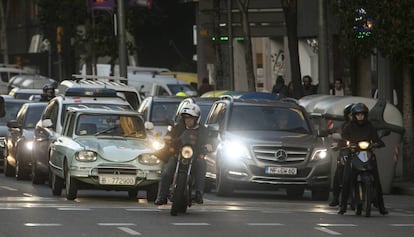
94,126,118,136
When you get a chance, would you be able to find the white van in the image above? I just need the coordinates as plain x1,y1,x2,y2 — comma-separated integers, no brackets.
126,72,198,97
59,75,142,110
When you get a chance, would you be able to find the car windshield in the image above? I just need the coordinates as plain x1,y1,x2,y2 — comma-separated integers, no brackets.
61,103,132,125
0,101,26,125
150,102,180,125
199,103,214,124
23,105,47,128
76,114,146,138
228,105,311,133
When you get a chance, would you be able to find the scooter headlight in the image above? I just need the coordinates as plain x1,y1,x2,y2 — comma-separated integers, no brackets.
358,141,370,150
181,146,193,159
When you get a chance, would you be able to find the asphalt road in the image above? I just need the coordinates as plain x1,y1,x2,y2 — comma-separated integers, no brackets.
1,175,414,237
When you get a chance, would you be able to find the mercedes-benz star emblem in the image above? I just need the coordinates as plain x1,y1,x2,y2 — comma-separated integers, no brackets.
275,149,288,161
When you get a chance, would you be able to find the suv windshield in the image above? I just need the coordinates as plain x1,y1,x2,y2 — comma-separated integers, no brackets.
228,105,311,133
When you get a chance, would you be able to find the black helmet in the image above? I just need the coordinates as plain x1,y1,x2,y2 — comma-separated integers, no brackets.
351,103,369,123
42,83,55,98
343,103,354,120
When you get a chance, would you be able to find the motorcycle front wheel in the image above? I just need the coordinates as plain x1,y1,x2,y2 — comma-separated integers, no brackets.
171,173,189,216
362,179,373,217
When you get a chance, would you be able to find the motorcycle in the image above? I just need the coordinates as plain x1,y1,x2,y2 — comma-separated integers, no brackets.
168,128,199,216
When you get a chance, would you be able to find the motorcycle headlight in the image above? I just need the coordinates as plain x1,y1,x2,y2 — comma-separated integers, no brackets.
181,146,193,159
138,154,161,165
25,141,34,151
311,148,328,161
75,151,97,162
358,141,370,150
221,141,251,160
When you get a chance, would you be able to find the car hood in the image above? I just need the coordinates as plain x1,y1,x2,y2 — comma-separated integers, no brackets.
223,130,321,147
76,137,151,162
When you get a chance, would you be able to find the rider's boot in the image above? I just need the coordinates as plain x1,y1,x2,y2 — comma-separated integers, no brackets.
378,197,389,215
337,201,347,215
194,191,204,204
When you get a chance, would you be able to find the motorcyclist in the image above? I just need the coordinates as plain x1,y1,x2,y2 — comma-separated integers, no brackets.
329,103,354,207
40,83,56,102
154,103,211,205
338,102,388,215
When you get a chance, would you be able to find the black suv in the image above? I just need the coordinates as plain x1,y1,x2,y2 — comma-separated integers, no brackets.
204,97,331,200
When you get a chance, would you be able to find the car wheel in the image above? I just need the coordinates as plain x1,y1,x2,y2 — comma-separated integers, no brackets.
51,173,64,196
65,162,78,200
15,157,30,180
216,165,233,197
3,154,15,177
146,183,158,202
31,161,45,185
311,189,330,201
286,187,305,199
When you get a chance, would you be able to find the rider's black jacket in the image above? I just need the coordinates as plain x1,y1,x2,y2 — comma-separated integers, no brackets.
341,121,385,148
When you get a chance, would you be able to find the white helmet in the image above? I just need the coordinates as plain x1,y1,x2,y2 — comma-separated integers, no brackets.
180,103,201,124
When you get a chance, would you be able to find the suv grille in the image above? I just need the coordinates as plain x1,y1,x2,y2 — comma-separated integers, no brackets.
252,145,308,163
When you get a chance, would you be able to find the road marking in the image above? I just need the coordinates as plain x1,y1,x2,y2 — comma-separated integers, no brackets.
390,224,414,227
172,223,210,226
0,207,21,210
117,227,142,235
0,186,18,191
315,227,342,235
57,207,91,211
318,224,357,227
25,223,62,227
126,208,161,212
247,223,284,226
98,223,136,226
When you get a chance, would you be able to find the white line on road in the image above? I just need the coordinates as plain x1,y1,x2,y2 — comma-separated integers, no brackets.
390,224,414,227
0,186,18,191
172,223,210,226
0,207,21,210
126,208,161,212
247,223,284,226
318,224,357,227
117,227,142,236
57,207,91,211
98,223,136,226
24,223,62,227
315,227,342,235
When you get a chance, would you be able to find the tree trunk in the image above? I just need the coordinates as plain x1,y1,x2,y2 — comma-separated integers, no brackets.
402,65,414,179
282,0,302,99
236,0,256,92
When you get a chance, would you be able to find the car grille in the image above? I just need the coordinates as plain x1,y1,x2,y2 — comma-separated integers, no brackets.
252,145,308,163
95,164,137,175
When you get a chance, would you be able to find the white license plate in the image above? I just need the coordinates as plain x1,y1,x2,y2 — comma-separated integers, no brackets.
99,175,136,185
265,167,297,175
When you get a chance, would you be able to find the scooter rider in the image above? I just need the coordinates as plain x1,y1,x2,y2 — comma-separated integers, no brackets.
154,103,211,205
329,103,354,207
338,103,388,215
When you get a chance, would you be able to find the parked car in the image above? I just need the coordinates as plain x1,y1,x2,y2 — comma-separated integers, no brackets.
31,88,133,185
203,97,331,200
49,106,162,200
3,102,48,179
138,96,184,135
0,96,28,172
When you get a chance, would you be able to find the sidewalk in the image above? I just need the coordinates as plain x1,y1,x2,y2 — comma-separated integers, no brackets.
390,178,414,196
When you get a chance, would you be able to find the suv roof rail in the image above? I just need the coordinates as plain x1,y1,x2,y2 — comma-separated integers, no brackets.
280,97,299,105
218,95,234,102
71,74,127,84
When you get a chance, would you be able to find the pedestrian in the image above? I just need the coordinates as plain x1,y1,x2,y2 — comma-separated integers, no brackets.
271,75,289,98
198,77,214,96
302,75,317,96
330,78,345,96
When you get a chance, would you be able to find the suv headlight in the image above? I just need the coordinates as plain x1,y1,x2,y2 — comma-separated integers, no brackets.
25,141,34,151
221,141,251,160
75,151,97,162
311,148,328,161
138,154,161,165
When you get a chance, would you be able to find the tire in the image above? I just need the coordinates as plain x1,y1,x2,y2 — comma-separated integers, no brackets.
51,173,64,196
171,173,188,216
65,162,78,200
363,180,373,217
4,152,15,177
216,165,233,197
146,183,158,202
31,161,45,185
15,158,29,180
355,181,363,216
128,189,138,200
286,187,305,199
311,189,330,201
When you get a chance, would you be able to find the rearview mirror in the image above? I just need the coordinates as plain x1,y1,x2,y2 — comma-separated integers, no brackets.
42,119,53,128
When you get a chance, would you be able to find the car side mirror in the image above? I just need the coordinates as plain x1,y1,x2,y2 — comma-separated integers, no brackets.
7,120,21,129
144,121,154,130
41,119,53,128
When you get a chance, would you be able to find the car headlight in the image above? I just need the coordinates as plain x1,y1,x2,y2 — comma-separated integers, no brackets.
25,141,34,151
181,146,193,159
221,141,251,160
311,148,328,161
358,141,370,150
150,138,165,151
75,151,97,162
139,153,161,165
